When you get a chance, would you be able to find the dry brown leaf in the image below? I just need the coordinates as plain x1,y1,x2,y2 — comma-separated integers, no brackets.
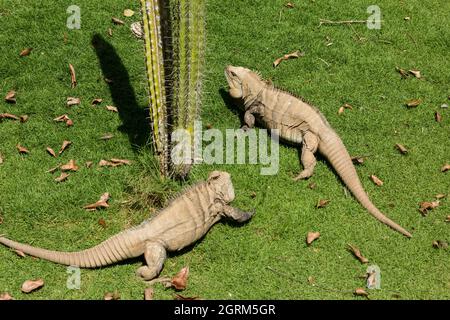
104,291,120,300
316,199,330,208
58,140,72,155
441,164,450,172
67,97,81,106
85,161,93,168
250,191,257,198
144,287,154,301
98,159,119,167
445,216,450,223
69,63,77,88
60,159,79,172
395,143,408,154
408,69,421,78
0,113,20,120
432,240,449,249
5,90,16,103
47,165,60,174
284,2,295,8
171,266,189,290
46,147,56,158
0,153,3,165
84,193,110,210
406,98,422,108
273,50,304,67
55,172,69,183
351,156,366,165
106,105,118,113
112,17,125,25
19,48,33,57
110,158,131,165
66,119,74,127
174,294,200,300
307,276,315,285
14,249,26,258
435,194,446,200
16,144,29,154
434,111,442,123
419,201,440,216
104,78,114,84
370,175,383,186
21,279,44,293
347,244,369,263
91,98,103,105
308,182,317,189
354,288,369,297
338,106,345,115
20,115,29,123
0,292,13,300
107,28,113,37
395,67,409,78
98,218,107,228
306,232,320,245
123,9,135,17
54,114,70,122
100,133,114,140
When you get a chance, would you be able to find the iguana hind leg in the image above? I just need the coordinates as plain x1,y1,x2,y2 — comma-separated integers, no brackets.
293,131,318,181
136,242,166,280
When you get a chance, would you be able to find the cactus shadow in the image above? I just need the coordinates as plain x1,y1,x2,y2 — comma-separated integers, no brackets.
91,34,151,151
219,88,246,126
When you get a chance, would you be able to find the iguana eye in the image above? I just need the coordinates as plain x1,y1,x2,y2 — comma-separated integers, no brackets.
230,71,237,77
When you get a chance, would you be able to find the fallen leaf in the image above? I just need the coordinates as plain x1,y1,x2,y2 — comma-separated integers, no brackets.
66,119,74,127
442,164,450,172
131,22,143,38
419,201,440,216
273,50,304,67
20,115,29,123
306,232,320,245
60,159,79,172
100,133,114,140
435,194,446,200
84,193,110,210
0,153,3,164
408,69,421,78
366,271,377,288
316,199,330,208
46,147,56,157
107,28,113,37
434,111,442,123
85,161,93,168
338,106,345,115
5,90,16,103
69,63,77,88
58,140,72,155
395,143,408,154
250,191,257,198
47,165,60,174
14,249,26,258
144,287,154,300
53,114,70,122
67,97,81,106
347,244,369,263
395,67,409,78
370,175,383,186
91,98,103,105
110,158,131,165
445,216,450,223
0,292,13,300
21,279,44,293
55,172,69,183
441,103,449,109
308,182,317,190
104,291,120,300
171,266,189,290
0,113,19,120
354,288,369,297
351,156,366,165
307,276,315,285
432,240,449,249
124,9,135,17
106,105,118,113
405,98,422,108
284,2,295,8
16,144,29,154
19,47,33,57
174,294,200,300
404,16,410,21
98,159,119,167
98,218,107,228
112,17,125,25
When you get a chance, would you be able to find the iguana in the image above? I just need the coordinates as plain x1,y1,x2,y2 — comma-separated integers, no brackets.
0,171,254,280
224,65,412,238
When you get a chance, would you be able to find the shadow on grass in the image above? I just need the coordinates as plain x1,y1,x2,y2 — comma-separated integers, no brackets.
91,34,151,151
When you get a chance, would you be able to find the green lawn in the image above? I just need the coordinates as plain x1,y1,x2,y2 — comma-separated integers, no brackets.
0,0,449,300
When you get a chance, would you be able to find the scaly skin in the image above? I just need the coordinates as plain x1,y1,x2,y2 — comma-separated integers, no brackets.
0,171,254,280
224,66,411,238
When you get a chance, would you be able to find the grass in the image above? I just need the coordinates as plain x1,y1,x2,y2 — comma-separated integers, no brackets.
0,0,449,300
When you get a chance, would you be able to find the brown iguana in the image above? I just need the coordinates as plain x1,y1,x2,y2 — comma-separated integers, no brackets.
224,65,412,238
0,171,254,280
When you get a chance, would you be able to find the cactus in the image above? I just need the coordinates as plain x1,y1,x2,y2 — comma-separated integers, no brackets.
140,0,169,176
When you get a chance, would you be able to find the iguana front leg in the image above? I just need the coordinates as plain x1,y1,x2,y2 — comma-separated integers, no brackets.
241,110,256,131
293,131,319,181
222,205,255,222
136,242,166,280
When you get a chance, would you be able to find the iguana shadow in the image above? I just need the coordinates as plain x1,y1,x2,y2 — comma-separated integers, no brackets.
91,34,151,151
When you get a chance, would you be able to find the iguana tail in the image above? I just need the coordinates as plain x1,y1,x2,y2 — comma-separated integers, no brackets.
319,133,412,238
0,229,143,268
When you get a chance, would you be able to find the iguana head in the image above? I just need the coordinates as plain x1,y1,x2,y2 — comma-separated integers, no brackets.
207,171,235,203
224,66,265,101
